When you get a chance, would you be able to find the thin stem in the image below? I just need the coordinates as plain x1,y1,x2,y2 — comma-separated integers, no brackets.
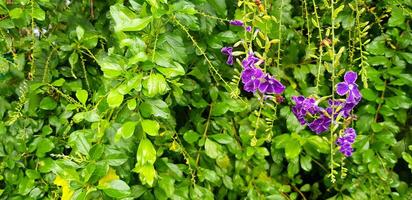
291,184,308,200
276,0,284,71
313,0,323,93
196,104,213,166
303,0,311,46
29,0,36,80
330,0,336,184
79,52,91,91
42,48,57,83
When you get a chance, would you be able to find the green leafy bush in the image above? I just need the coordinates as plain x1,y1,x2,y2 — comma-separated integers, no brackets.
0,0,411,199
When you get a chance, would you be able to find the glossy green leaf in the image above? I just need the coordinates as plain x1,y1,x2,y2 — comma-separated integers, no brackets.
76,90,88,105
107,90,124,108
141,120,160,136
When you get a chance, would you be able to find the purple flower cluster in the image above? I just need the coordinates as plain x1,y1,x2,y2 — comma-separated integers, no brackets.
240,53,285,94
291,96,330,134
291,71,362,135
221,49,285,95
229,20,252,32
336,128,357,157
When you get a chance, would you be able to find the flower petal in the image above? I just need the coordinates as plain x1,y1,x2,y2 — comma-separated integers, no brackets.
336,82,349,95
241,69,252,83
344,71,357,83
226,55,234,65
229,20,244,26
351,85,362,99
272,79,285,94
221,47,232,55
258,82,269,93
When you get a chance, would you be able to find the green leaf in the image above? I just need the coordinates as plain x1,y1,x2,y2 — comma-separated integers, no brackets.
156,61,185,78
211,102,229,116
143,73,168,97
209,134,234,144
402,152,412,170
110,4,152,32
32,6,45,21
137,164,156,187
158,34,187,63
300,155,312,171
208,0,227,16
96,54,125,78
116,121,137,140
36,138,54,157
158,176,175,197
68,130,91,156
205,138,220,159
136,138,157,166
69,52,79,67
139,99,173,121
84,110,100,122
361,88,378,101
107,90,124,108
190,185,214,200
145,0,159,9
99,180,131,198
141,120,160,136
76,26,85,40
76,90,88,105
366,36,386,55
9,8,23,19
40,97,57,110
285,139,301,160
388,7,405,27
89,144,105,160
183,130,200,144
127,99,137,110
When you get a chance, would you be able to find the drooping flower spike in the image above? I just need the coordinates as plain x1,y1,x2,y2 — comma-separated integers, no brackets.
336,128,357,157
336,71,362,103
221,47,234,65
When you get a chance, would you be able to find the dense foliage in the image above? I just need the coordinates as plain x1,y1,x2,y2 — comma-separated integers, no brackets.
0,0,411,199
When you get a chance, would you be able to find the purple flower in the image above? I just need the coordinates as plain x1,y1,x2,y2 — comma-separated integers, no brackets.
241,53,260,68
336,128,357,157
221,47,234,65
308,114,331,134
336,71,362,103
291,96,320,125
258,75,285,94
230,20,244,26
245,26,252,32
241,67,264,92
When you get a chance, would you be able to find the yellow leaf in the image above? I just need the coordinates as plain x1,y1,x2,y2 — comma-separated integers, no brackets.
53,175,74,200
98,168,119,187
